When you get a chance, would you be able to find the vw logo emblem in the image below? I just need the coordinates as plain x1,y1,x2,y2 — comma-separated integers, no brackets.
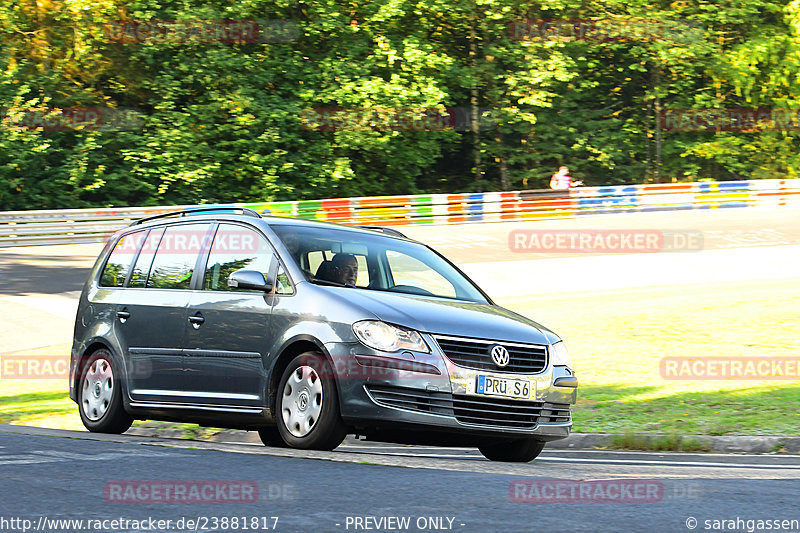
490,345,510,368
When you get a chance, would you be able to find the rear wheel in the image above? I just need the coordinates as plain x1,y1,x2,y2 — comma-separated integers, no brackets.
78,349,133,434
478,439,546,462
276,352,347,450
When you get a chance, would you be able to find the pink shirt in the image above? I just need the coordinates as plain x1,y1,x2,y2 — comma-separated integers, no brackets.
551,173,572,189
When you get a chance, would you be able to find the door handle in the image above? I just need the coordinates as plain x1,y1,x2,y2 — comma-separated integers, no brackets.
188,315,205,327
116,311,131,321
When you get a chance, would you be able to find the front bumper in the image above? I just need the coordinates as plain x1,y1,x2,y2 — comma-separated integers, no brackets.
328,334,578,441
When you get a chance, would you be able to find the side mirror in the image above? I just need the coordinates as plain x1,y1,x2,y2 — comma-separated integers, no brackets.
227,269,273,292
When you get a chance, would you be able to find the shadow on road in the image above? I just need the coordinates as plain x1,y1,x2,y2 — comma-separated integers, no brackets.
0,254,93,295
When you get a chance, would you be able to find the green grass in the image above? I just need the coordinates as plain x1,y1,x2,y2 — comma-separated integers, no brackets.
610,432,712,452
0,388,226,438
570,385,800,436
0,390,75,424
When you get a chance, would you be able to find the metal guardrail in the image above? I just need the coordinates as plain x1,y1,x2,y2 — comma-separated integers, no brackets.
1,179,799,247
0,206,188,246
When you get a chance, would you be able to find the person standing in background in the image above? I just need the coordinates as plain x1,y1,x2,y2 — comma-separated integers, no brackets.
550,166,583,189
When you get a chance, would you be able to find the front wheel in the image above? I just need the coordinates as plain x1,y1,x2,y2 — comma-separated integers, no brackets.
275,352,347,450
78,349,133,434
257,426,288,448
478,439,546,462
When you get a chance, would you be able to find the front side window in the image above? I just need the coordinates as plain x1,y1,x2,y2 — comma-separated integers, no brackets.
100,230,146,287
275,265,293,295
146,224,211,289
307,249,370,287
203,224,273,292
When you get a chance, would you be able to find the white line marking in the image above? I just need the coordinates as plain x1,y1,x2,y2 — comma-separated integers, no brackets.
0,456,63,465
535,457,800,469
545,449,800,458
338,445,477,451
342,451,481,460
0,449,177,465
331,449,800,468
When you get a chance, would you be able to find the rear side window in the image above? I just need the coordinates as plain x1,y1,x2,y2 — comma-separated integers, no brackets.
203,224,273,292
146,224,211,289
129,227,165,288
100,231,146,287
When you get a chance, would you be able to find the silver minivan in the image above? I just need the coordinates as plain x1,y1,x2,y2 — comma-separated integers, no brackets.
70,207,578,462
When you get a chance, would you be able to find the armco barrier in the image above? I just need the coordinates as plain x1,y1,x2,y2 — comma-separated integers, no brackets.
1,178,799,246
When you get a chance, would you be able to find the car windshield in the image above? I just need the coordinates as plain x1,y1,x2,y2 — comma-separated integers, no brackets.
271,224,489,304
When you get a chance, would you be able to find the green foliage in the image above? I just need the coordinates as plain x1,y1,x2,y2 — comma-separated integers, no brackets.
1,0,798,210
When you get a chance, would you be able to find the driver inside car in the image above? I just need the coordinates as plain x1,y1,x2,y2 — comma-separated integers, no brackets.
330,253,358,286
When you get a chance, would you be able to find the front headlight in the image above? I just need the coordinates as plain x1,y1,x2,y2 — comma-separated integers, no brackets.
353,321,429,353
550,341,571,366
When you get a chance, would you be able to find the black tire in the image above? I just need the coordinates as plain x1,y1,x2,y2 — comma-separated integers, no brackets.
257,425,289,447
478,439,546,462
78,349,133,434
275,352,347,450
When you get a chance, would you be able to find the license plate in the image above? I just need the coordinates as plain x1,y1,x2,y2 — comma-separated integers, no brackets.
476,375,533,400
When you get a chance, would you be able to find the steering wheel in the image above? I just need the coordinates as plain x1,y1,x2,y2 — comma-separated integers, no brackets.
389,284,435,296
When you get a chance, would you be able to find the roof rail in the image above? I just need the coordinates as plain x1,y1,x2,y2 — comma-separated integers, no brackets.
130,206,262,226
356,225,410,239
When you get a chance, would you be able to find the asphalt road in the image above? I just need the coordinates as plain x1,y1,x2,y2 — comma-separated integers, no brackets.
400,206,800,263
1,425,799,533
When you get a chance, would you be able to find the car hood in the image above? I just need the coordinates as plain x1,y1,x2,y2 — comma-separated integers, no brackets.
335,289,558,345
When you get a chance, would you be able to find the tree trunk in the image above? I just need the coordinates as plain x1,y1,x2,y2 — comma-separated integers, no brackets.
469,16,482,188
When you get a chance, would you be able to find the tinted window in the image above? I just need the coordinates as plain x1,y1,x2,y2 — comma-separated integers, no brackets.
100,231,146,287
146,224,211,289
202,224,273,292
129,227,165,288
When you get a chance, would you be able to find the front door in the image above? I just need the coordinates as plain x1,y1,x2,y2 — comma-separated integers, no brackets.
182,223,275,407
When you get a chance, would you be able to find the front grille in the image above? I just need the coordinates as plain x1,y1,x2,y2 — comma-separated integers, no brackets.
452,395,571,428
365,385,571,429
434,335,548,374
366,386,453,416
